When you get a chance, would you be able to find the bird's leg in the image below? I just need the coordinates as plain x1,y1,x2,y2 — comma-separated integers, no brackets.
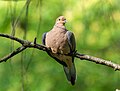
46,47,51,52
73,50,77,56
71,50,77,58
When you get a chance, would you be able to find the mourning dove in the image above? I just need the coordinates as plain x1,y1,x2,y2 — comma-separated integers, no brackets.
42,16,76,85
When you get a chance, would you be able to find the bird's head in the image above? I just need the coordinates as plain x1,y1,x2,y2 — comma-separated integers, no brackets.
56,16,67,25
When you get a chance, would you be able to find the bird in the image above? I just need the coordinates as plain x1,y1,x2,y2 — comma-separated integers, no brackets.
42,16,76,85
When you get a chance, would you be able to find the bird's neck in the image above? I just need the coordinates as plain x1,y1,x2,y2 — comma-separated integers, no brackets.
54,23,66,29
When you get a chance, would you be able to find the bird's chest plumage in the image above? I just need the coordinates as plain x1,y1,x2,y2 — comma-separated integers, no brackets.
46,27,70,54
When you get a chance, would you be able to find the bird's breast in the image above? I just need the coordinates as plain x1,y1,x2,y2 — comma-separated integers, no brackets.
46,28,70,54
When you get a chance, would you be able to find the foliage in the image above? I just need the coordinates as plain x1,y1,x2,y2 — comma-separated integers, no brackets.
0,0,120,91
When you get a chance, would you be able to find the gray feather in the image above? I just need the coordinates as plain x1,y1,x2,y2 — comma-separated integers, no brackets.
42,32,47,45
66,31,76,53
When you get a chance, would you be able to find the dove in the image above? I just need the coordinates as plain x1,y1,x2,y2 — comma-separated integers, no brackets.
42,16,76,85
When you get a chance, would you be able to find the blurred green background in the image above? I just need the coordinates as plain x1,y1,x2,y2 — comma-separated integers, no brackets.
0,0,120,91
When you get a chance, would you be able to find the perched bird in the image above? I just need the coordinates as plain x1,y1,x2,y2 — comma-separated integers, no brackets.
42,16,76,85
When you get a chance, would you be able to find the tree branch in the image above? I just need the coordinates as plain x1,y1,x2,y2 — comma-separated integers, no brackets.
0,33,120,71
0,33,25,44
75,53,120,71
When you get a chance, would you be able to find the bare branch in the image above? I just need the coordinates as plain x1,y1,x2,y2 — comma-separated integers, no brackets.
75,53,120,71
0,33,47,51
0,33,25,44
0,33,120,71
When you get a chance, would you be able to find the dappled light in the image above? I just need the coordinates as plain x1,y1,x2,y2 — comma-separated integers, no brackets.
0,0,120,91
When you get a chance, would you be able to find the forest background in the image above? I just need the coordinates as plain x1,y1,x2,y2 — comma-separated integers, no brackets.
0,0,120,91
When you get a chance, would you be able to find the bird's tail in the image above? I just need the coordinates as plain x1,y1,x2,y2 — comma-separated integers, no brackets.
63,62,76,85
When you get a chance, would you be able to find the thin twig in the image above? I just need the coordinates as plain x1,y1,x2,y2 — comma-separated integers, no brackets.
13,0,31,29
0,46,26,63
0,33,120,71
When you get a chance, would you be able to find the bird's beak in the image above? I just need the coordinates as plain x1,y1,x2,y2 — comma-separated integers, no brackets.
64,20,67,23
64,20,67,24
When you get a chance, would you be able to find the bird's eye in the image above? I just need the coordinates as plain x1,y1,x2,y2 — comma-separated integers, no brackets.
59,19,60,21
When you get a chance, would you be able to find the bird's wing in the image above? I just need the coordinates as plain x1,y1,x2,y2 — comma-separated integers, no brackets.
42,32,47,45
66,31,76,53
63,31,76,85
